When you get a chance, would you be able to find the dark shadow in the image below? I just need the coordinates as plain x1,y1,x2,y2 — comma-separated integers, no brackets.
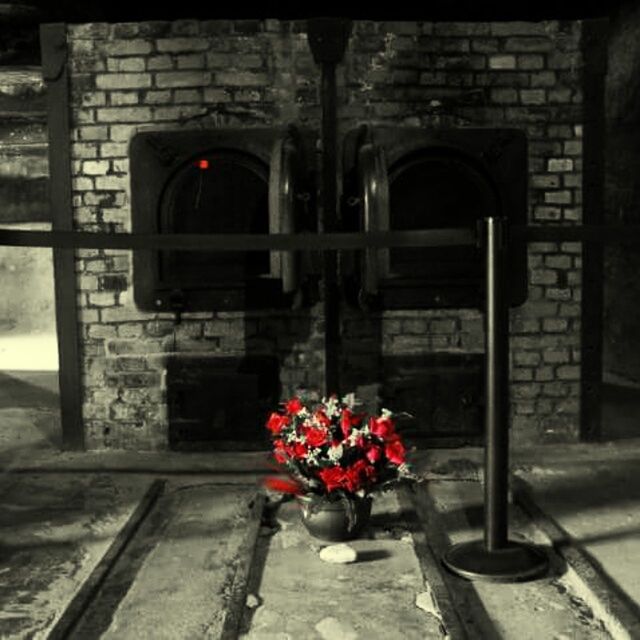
0,371,59,409
0,371,61,451
601,382,640,440
569,543,640,623
515,456,640,518
68,497,173,638
543,545,569,579
167,353,283,451
355,548,392,562
368,508,416,527
237,496,281,635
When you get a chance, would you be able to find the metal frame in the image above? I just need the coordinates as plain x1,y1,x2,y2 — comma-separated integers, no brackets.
40,23,84,450
580,18,609,441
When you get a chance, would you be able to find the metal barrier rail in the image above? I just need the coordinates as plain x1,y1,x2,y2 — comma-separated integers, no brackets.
0,218,623,583
1,224,640,251
0,228,474,250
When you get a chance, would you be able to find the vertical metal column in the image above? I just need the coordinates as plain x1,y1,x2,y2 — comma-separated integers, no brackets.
320,61,340,397
484,216,509,551
40,23,85,450
442,217,548,582
307,18,352,398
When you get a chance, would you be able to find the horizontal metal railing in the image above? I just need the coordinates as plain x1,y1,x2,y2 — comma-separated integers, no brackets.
1,224,640,251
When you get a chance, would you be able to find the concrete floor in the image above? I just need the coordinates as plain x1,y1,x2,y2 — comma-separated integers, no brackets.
0,371,639,638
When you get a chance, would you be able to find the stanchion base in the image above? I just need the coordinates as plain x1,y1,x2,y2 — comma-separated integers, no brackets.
442,540,549,583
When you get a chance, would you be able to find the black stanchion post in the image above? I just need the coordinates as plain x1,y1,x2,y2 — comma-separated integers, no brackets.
307,18,352,398
441,217,549,582
485,215,509,552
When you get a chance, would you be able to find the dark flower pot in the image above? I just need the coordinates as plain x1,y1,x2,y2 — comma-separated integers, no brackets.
297,494,372,541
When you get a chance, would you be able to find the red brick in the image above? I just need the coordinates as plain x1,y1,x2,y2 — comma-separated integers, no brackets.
147,55,173,70
556,365,580,380
157,37,209,52
546,288,572,301
490,22,549,36
104,40,153,56
143,90,172,104
531,269,558,285
548,88,572,103
82,160,110,175
106,58,146,72
488,54,516,69
94,175,127,190
215,71,269,86
155,71,211,88
520,89,546,105
81,92,107,107
544,190,572,205
514,351,541,366
563,140,582,156
547,158,573,172
174,89,201,103
433,22,491,36
504,37,553,52
78,126,109,141
97,107,152,123
176,54,205,69
516,54,544,70
171,19,201,36
534,206,562,221
470,38,499,53
100,142,128,157
490,88,518,103
96,73,152,90
531,174,560,189
204,88,231,102
152,105,206,121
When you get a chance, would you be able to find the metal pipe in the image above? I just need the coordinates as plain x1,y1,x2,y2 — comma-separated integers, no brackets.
321,61,340,397
484,216,509,551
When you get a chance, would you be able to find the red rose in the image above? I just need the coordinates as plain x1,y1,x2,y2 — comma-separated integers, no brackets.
286,441,308,459
304,426,329,448
369,416,396,441
273,439,287,463
285,397,303,415
340,409,353,438
313,410,331,428
385,437,406,465
365,444,382,464
344,459,376,493
340,409,363,439
264,476,303,495
353,433,366,449
267,412,289,435
318,466,346,492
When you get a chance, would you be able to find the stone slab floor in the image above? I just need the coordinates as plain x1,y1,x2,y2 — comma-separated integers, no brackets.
0,374,638,638
0,466,635,639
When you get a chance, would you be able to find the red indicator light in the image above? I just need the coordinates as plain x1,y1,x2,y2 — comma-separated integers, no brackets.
197,159,209,170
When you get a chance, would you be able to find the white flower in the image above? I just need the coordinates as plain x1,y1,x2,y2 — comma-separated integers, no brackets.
328,444,343,461
323,396,340,417
381,408,393,419
341,392,356,408
305,449,320,466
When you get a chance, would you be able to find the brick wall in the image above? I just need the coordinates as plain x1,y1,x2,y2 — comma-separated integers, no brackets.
65,19,584,449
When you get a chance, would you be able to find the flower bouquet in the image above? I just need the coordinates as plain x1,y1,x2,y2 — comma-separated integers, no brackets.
264,393,415,540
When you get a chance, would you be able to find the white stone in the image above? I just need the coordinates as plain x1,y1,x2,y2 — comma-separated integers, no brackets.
319,543,357,564
246,593,261,609
315,616,358,640
415,589,441,619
